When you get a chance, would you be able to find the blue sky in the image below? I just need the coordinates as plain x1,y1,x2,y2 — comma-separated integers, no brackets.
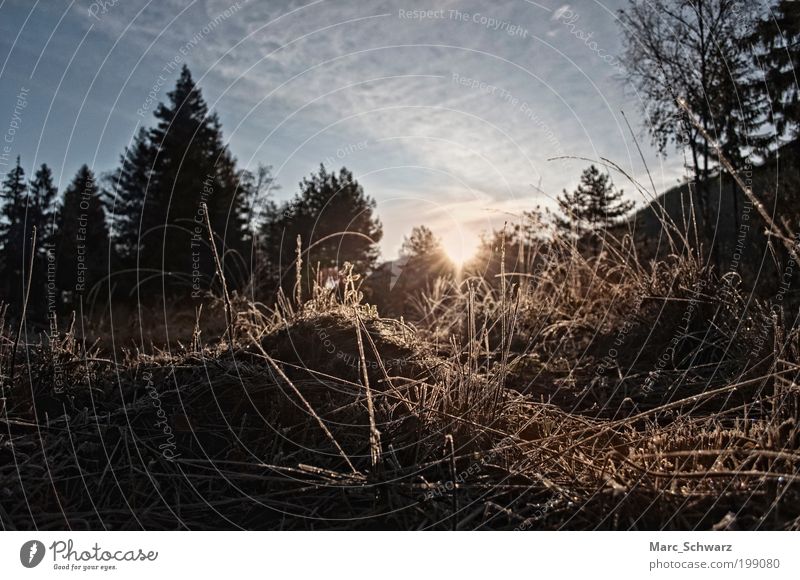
0,0,686,261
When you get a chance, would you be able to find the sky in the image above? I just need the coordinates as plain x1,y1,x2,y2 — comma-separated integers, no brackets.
0,0,687,263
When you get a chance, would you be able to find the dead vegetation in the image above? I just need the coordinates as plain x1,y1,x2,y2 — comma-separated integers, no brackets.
0,194,799,531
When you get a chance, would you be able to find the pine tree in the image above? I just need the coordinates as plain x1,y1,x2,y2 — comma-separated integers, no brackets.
394,225,453,313
110,127,155,265
28,163,59,245
400,225,442,259
556,165,634,238
141,65,249,296
0,157,30,310
54,165,110,305
365,225,452,317
27,163,60,318
752,0,800,145
264,165,382,295
397,225,453,293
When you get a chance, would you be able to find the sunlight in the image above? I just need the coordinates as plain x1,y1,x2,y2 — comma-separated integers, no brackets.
441,230,480,268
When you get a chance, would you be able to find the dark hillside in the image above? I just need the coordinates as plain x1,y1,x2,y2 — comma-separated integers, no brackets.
630,141,800,301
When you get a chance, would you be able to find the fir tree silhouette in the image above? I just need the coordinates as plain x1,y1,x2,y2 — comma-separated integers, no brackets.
0,157,30,312
556,165,634,253
262,164,382,296
112,65,248,298
54,165,110,307
27,163,59,318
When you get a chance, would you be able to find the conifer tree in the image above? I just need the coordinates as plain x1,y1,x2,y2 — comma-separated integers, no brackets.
556,165,634,238
391,225,453,315
397,225,453,288
114,65,249,297
752,0,800,145
263,164,382,295
0,157,30,309
27,163,60,317
110,127,155,265
28,163,59,245
54,165,110,305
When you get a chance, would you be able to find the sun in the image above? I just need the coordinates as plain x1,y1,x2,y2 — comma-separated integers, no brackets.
441,232,479,268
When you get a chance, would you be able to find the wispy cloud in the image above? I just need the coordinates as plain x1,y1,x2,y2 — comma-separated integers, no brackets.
1,0,685,258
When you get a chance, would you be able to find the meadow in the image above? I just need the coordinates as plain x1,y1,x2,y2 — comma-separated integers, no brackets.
2,188,798,530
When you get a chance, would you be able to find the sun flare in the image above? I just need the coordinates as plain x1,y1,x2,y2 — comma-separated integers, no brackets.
441,231,480,268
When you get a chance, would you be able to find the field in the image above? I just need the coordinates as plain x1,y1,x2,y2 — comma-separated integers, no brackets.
2,217,799,531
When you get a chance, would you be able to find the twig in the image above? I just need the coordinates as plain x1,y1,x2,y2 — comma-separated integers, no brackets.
246,330,359,476
353,309,382,469
676,98,800,263
294,235,303,306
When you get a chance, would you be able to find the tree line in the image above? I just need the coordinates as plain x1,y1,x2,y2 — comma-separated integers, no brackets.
2,1,798,321
0,66,384,322
0,60,623,324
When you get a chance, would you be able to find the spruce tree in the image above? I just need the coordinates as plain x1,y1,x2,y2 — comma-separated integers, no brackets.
133,65,249,296
110,127,155,266
28,163,59,245
556,165,634,238
264,165,382,295
0,157,30,309
54,165,110,305
27,164,59,318
752,0,800,144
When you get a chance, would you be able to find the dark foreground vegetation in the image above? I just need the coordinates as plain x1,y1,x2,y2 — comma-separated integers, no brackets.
2,221,800,529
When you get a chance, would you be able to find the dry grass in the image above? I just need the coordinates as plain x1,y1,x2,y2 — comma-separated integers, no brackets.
1,210,799,530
